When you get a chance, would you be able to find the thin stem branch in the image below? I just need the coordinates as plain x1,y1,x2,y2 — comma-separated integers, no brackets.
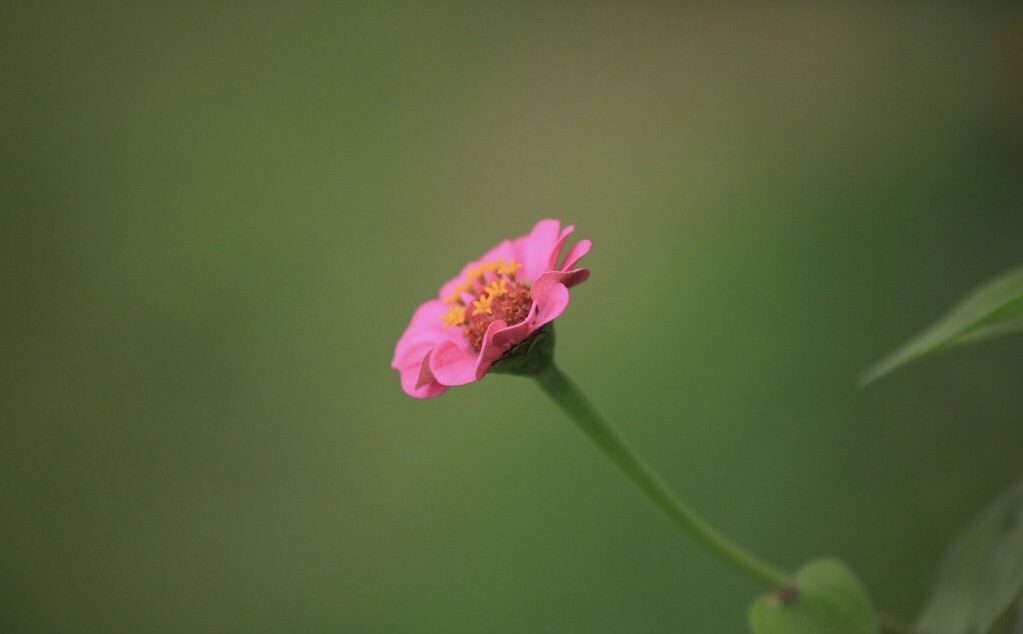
533,363,791,590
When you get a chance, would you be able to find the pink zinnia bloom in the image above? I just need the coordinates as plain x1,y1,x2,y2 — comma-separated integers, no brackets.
392,219,591,398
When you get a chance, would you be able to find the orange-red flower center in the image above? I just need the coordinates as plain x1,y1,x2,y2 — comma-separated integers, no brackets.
441,259,533,350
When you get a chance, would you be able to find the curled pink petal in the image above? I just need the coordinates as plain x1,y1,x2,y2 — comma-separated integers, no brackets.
491,310,535,349
561,239,591,271
391,219,591,398
476,318,517,371
549,224,577,270
539,267,590,290
415,351,435,389
529,275,571,328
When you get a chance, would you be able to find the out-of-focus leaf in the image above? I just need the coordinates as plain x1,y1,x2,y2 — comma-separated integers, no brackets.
951,314,1023,347
860,265,1023,386
915,477,1023,634
749,559,878,634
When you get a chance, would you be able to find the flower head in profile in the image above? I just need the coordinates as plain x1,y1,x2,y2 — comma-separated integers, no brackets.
392,219,591,398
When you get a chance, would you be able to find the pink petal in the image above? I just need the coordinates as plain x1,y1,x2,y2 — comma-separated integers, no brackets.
405,299,447,335
489,312,534,349
392,336,430,369
392,300,469,398
530,274,571,328
475,318,521,374
430,340,484,386
549,224,576,269
394,345,446,399
560,239,591,271
517,219,561,282
415,351,435,389
393,301,449,351
534,267,590,292
404,376,446,399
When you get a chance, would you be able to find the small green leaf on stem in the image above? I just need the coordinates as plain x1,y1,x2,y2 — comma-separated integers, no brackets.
915,476,1023,634
860,264,1023,386
749,559,879,634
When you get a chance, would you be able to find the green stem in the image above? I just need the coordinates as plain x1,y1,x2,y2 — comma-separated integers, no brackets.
532,363,791,590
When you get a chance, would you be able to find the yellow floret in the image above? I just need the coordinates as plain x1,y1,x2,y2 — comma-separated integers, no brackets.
471,293,494,316
483,279,508,299
441,304,466,328
497,259,522,277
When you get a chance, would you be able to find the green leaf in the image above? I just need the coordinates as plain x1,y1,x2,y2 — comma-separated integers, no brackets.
915,476,1023,634
860,264,1023,386
749,559,879,634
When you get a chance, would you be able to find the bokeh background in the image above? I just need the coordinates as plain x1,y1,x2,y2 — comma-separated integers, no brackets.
3,3,1023,632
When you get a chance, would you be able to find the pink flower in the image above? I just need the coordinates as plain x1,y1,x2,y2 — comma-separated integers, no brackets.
392,219,591,398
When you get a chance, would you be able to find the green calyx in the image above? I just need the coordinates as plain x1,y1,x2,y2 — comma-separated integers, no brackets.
488,323,556,376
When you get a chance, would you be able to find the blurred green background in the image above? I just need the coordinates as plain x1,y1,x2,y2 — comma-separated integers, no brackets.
3,3,1023,632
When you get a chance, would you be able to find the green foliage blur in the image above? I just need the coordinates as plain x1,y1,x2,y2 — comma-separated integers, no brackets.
3,3,1022,632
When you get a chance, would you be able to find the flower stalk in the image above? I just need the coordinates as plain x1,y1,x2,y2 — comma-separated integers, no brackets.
394,219,917,631
532,362,792,591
